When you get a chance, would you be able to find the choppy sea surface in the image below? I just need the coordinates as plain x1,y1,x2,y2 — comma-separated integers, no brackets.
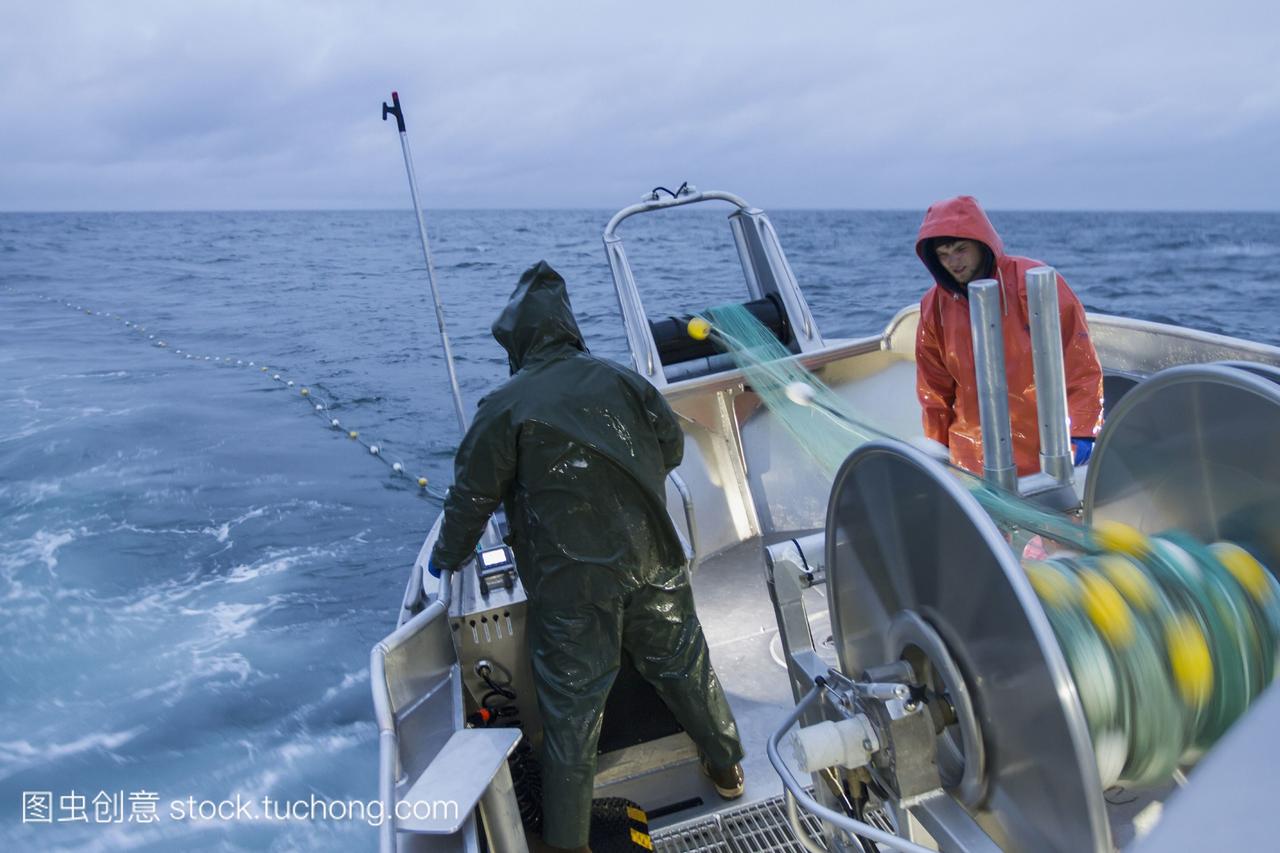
1,208,1278,850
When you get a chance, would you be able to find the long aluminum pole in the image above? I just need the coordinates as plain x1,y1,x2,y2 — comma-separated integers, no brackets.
967,279,1018,492
384,92,500,547
383,91,469,436
1026,266,1074,485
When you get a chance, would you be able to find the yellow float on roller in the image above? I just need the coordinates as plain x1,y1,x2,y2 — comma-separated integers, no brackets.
1093,520,1151,557
1079,569,1135,647
687,316,711,341
1166,613,1213,710
1211,542,1272,603
1025,561,1077,609
1100,554,1158,613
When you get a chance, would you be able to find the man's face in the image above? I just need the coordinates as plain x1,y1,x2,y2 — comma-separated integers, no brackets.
935,239,984,285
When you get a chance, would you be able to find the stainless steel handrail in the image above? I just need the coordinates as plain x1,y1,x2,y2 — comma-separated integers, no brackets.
602,189,756,381
968,279,1018,492
1026,266,1073,485
371,569,454,853
603,189,755,239
668,470,698,566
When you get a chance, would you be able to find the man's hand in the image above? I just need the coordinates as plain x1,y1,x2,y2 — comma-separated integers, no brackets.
1072,438,1095,466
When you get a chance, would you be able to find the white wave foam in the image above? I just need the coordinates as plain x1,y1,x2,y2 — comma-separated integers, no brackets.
193,652,254,684
0,478,64,506
0,528,79,592
130,650,257,702
229,726,374,805
0,401,127,446
0,726,145,780
320,670,368,703
203,506,268,544
226,552,304,584
187,601,269,643
49,370,130,380
1209,242,1280,258
32,528,77,570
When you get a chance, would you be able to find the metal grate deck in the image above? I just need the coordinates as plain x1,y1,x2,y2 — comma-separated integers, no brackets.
652,795,828,852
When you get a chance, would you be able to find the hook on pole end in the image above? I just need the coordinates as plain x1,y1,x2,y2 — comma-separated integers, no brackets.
382,91,406,132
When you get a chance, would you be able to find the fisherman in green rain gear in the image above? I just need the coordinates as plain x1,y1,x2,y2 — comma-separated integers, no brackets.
428,261,744,852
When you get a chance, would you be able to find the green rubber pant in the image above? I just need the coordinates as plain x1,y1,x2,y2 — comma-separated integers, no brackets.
529,579,744,849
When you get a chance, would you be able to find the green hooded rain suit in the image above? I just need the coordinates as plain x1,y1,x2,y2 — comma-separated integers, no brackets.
429,260,743,849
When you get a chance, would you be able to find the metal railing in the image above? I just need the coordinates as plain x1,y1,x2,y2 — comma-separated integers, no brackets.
371,570,457,853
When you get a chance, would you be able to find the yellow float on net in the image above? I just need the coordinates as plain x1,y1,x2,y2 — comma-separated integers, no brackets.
1093,520,1151,557
1025,561,1077,610
1099,554,1158,613
1166,613,1213,710
1079,569,1135,647
687,316,711,341
1211,542,1272,603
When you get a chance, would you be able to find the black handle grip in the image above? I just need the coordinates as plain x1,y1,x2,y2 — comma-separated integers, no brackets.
381,90,406,132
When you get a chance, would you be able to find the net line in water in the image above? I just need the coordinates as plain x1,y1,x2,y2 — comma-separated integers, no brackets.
700,302,1280,785
14,286,447,501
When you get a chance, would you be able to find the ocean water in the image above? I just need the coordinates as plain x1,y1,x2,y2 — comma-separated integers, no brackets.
1,207,1278,850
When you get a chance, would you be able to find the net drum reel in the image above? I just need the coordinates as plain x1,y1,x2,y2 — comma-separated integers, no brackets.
772,361,1280,852
820,441,1109,852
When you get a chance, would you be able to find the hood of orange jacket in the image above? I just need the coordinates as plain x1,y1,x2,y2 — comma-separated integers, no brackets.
916,195,1004,296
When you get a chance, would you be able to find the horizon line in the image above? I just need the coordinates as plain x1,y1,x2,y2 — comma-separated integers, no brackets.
2,205,1278,216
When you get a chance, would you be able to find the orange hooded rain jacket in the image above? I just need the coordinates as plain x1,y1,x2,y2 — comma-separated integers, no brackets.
914,196,1104,477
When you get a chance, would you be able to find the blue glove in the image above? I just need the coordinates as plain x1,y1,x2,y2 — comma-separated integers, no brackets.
427,557,446,579
1072,438,1095,466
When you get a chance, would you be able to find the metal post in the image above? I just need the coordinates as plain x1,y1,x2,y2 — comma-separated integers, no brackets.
967,280,1018,492
477,761,530,853
1026,267,1074,485
384,92,501,546
383,92,469,436
377,728,398,853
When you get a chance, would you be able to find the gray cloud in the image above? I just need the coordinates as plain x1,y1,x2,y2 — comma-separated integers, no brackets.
2,0,1277,211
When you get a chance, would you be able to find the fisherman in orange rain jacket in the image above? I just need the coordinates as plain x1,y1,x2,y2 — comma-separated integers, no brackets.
914,195,1104,477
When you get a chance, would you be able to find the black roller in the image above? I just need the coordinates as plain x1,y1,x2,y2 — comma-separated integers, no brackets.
648,293,790,366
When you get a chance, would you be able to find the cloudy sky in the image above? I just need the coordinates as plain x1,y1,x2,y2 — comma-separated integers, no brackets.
3,1,1278,211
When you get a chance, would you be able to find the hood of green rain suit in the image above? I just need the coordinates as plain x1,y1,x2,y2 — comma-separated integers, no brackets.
430,261,688,600
491,259,589,374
